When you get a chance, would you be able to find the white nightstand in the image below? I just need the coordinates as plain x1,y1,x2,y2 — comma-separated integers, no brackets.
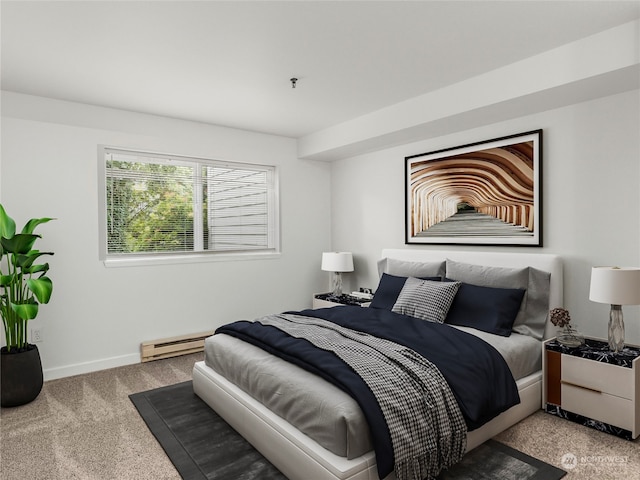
312,293,371,309
543,337,640,440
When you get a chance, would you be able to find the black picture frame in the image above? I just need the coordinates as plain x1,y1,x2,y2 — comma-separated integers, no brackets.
405,130,543,246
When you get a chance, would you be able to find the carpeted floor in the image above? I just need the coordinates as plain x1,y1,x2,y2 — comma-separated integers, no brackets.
0,353,201,480
1,353,639,479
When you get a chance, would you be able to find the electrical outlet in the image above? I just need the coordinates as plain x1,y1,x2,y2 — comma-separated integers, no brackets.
31,327,43,343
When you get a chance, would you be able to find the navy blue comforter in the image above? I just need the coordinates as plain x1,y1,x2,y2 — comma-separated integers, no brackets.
216,306,519,478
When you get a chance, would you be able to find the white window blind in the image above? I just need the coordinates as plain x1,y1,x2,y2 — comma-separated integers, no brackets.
101,148,278,259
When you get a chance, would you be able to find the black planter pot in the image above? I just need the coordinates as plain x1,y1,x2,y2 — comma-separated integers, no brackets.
1,344,44,408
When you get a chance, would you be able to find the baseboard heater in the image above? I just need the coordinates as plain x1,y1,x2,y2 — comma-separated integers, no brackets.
141,330,215,363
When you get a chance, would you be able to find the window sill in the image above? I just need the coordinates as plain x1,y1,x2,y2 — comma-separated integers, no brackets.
102,250,281,268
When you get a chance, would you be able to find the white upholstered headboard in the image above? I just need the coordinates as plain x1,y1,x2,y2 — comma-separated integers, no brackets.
381,249,563,339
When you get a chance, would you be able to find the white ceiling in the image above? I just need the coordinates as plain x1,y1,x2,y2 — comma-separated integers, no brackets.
2,1,639,139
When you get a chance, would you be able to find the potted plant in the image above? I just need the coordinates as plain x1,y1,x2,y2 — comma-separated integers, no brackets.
0,204,54,407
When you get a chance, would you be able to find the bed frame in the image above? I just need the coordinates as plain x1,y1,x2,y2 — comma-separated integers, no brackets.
193,249,563,480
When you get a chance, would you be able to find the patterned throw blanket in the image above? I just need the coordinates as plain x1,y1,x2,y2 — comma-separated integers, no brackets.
257,313,467,480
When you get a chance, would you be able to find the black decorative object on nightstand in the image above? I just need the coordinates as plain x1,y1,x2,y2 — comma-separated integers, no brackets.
314,293,370,307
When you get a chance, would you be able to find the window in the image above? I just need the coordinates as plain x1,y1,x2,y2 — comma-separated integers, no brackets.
99,147,279,264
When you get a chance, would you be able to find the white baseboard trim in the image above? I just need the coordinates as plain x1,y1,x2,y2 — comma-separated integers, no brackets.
43,353,140,381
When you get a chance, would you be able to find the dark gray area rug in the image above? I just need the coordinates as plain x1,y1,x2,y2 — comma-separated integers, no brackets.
130,381,566,480
440,439,566,480
130,380,285,480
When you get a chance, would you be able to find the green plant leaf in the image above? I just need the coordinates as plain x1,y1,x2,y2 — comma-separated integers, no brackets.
16,251,53,269
0,274,16,287
21,217,54,235
10,300,38,320
0,206,54,348
0,204,16,240
0,234,39,254
23,263,50,275
27,277,53,304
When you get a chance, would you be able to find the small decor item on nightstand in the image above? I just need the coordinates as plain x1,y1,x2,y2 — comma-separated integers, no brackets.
550,308,585,348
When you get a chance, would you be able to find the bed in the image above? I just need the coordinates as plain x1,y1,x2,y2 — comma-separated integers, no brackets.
193,249,563,480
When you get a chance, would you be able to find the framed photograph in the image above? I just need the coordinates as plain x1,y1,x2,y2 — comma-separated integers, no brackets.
405,130,542,246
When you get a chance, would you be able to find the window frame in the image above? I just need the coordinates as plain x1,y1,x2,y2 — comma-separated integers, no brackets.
97,146,280,267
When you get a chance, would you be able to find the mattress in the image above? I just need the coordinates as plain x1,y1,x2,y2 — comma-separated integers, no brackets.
204,323,540,459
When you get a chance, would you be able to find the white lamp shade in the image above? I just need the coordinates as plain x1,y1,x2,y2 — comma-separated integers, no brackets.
589,267,640,305
321,252,354,272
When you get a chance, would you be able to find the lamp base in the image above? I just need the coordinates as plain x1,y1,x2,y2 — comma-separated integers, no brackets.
331,272,343,297
608,304,624,353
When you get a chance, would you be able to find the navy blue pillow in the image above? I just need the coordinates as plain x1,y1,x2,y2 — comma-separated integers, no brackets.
444,282,526,336
370,273,441,311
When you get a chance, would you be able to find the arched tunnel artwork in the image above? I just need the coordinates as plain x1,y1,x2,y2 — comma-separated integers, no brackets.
405,130,542,246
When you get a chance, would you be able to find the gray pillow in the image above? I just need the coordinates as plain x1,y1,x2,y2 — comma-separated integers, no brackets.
377,258,445,279
392,277,461,324
445,259,550,339
517,267,551,339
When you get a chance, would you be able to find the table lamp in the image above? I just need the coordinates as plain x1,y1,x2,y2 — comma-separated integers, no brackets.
589,266,640,353
321,252,354,297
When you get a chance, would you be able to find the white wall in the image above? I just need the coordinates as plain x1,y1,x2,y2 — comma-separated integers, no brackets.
331,89,640,344
2,87,638,378
0,92,332,380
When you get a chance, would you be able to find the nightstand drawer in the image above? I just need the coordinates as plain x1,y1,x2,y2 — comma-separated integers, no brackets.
561,354,633,399
562,382,633,430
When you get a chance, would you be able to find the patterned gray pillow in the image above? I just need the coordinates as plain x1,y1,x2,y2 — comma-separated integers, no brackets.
392,277,461,323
